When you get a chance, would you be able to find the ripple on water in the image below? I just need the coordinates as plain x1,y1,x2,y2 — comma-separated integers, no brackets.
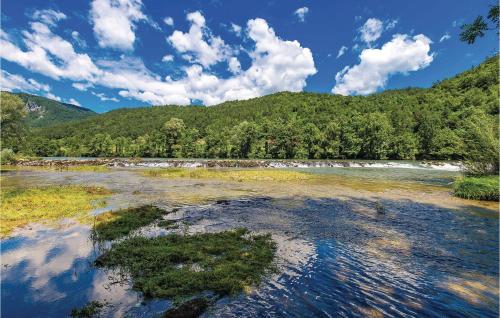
1,168,498,317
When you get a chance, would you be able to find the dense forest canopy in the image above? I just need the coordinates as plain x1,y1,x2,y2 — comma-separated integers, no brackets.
2,55,499,164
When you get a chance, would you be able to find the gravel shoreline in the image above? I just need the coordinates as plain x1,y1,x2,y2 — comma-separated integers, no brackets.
13,158,462,171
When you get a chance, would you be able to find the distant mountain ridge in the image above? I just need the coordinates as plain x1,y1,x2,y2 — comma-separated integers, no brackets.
13,93,96,128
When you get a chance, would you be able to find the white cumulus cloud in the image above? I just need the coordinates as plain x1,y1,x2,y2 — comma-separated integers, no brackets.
0,70,51,92
294,7,309,22
336,46,348,58
227,57,241,74
332,34,433,96
91,91,119,102
31,9,66,26
90,0,147,51
230,23,242,36
168,11,232,68
0,20,100,81
118,18,316,105
162,54,174,62
386,19,398,30
163,16,174,26
1,10,316,107
439,33,451,42
71,31,87,48
359,18,384,45
67,98,81,106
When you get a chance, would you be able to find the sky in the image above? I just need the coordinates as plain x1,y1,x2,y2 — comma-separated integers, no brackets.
0,0,497,113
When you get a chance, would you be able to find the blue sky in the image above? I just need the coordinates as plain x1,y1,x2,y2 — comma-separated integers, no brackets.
1,0,497,113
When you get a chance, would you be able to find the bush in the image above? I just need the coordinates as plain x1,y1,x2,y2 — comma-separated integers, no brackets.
453,176,499,201
0,148,16,164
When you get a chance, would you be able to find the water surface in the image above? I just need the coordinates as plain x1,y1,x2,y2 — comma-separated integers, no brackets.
1,165,498,317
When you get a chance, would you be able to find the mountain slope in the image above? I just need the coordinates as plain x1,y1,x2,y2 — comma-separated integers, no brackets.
39,56,498,139
28,55,499,160
14,93,96,128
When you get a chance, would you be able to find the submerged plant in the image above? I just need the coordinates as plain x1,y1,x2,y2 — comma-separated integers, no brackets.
95,228,276,301
70,300,107,318
92,205,169,241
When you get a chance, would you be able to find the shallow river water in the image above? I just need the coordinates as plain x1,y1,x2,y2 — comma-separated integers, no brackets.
1,164,498,317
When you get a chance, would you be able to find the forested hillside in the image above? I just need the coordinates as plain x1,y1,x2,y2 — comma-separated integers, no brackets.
14,93,96,128
19,55,500,160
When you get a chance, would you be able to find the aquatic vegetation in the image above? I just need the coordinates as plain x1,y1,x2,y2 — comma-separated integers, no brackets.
70,300,107,317
142,168,313,182
375,201,385,214
95,228,276,301
453,176,499,201
162,297,212,318
92,205,168,241
1,185,110,237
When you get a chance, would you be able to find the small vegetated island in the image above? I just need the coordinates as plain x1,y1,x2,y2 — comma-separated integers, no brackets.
85,205,276,317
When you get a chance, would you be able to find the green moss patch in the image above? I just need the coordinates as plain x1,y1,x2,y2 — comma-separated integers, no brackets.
95,228,276,300
453,176,499,201
92,205,167,241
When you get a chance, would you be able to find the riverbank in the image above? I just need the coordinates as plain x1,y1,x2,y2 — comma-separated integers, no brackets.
10,157,462,171
453,176,499,201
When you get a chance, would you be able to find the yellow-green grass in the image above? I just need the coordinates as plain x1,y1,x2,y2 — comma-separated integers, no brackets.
142,168,313,182
1,185,111,237
53,165,110,172
453,176,499,201
0,165,110,172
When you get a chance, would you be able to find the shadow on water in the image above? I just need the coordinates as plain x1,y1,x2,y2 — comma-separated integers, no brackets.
1,194,498,317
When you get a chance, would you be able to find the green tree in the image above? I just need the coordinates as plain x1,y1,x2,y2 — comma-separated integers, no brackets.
360,112,393,159
339,113,362,159
89,133,113,157
323,121,341,159
114,137,129,157
181,128,200,158
1,92,27,152
390,132,419,160
460,4,499,44
416,110,442,158
429,128,462,160
302,123,324,159
459,109,499,175
163,118,186,157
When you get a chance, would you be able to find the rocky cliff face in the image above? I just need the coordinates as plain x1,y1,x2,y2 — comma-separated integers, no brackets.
25,101,42,112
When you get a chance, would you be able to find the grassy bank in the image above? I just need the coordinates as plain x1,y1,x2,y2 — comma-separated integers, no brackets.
1,185,111,236
453,176,499,201
92,205,168,241
95,228,276,301
142,168,313,182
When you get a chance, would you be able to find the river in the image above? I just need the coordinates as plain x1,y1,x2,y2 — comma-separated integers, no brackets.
1,162,498,317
